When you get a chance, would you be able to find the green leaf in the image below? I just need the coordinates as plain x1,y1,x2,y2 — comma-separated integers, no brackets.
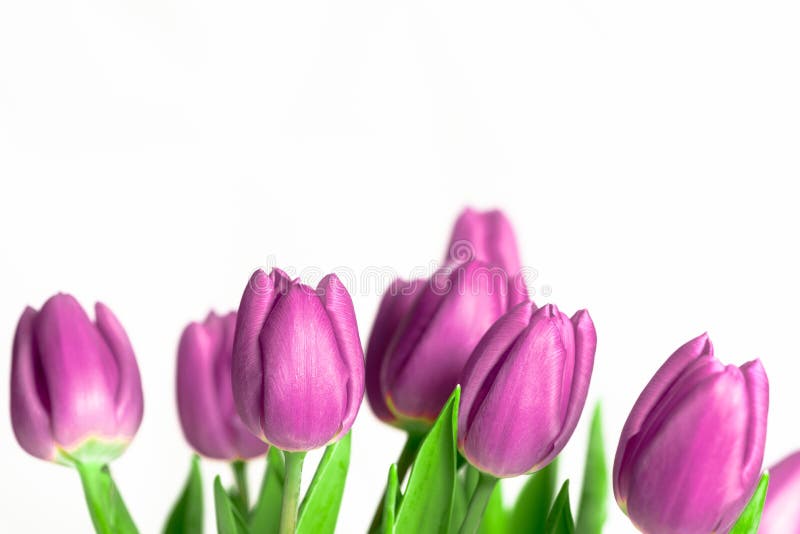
576,403,608,534
163,455,203,534
214,475,250,534
449,469,471,534
545,480,575,534
249,447,285,534
395,387,460,534
510,458,558,533
296,432,352,534
76,462,139,534
729,473,770,534
382,464,399,534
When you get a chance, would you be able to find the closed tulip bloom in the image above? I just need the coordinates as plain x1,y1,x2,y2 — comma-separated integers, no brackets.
458,301,596,477
760,451,800,534
177,311,268,460
232,269,365,451
10,293,143,465
613,334,768,534
378,261,509,429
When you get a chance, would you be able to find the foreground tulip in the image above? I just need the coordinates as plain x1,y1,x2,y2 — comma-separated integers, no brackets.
760,451,800,534
232,268,365,451
613,333,768,534
10,293,144,466
458,301,596,477
177,311,268,460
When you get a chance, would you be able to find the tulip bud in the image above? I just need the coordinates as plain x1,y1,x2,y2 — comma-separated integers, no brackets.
612,334,768,534
445,208,528,307
458,301,596,477
177,311,269,460
232,269,365,451
10,294,144,465
760,451,800,534
371,261,509,430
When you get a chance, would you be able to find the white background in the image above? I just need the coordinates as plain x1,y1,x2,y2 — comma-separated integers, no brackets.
1,1,799,532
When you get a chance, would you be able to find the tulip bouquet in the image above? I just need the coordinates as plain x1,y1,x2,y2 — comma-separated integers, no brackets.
8,208,795,534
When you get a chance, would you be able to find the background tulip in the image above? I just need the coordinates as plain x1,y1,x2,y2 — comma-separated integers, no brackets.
177,311,268,460
232,268,365,452
760,451,800,534
10,293,143,465
458,301,596,478
613,333,768,534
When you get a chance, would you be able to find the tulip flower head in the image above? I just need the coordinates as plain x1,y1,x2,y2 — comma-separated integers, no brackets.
177,311,269,460
232,268,365,452
458,301,596,477
613,333,769,534
760,451,800,534
10,294,144,466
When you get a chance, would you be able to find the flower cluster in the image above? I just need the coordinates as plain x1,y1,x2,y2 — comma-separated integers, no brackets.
8,208,795,534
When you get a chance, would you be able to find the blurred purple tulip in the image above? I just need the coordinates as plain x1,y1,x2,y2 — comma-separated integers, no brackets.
366,208,527,429
761,451,800,534
232,268,365,451
613,333,769,534
10,293,143,465
177,311,269,460
458,301,596,477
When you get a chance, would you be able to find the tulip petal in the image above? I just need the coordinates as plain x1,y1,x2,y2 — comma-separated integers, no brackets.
232,269,286,437
458,300,536,445
761,451,800,534
10,307,56,460
95,302,143,439
543,309,597,467
446,208,522,277
260,284,348,451
739,359,769,490
365,278,424,422
317,274,365,436
177,321,237,459
613,332,712,501
36,294,118,448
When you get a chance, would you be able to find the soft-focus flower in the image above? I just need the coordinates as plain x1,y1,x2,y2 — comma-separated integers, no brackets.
232,269,365,451
366,208,527,429
613,333,769,534
458,301,596,477
177,311,269,460
760,451,800,534
10,293,144,465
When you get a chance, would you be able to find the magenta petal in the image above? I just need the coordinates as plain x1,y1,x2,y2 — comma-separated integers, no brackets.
446,208,522,277
94,302,143,440
365,278,424,422
613,332,712,501
317,274,365,437
10,307,56,461
35,294,118,448
761,451,800,534
260,284,348,451
232,269,284,438
177,320,238,459
739,359,768,486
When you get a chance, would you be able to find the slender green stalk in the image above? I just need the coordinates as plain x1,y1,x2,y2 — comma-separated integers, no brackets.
231,460,249,514
368,432,425,533
76,462,138,534
458,472,498,534
279,451,307,534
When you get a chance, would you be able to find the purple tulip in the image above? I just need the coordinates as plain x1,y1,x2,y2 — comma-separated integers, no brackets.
232,268,365,451
458,301,596,477
177,311,269,460
613,334,769,534
761,451,800,534
10,293,143,465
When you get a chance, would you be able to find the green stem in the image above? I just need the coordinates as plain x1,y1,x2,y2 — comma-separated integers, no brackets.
458,472,498,534
231,460,249,514
368,432,425,533
76,462,138,534
279,451,307,534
